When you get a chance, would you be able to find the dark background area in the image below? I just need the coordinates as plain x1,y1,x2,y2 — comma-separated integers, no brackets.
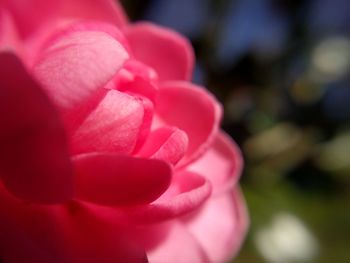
120,0,350,262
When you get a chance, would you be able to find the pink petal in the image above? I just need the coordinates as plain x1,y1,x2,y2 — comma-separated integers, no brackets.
136,222,210,263
33,30,129,111
0,8,22,54
187,131,243,194
114,59,159,101
59,202,148,263
73,153,172,206
71,90,144,155
182,189,249,263
1,0,128,38
0,52,73,203
38,21,132,55
1,0,62,39
25,21,132,68
125,22,194,81
60,0,128,28
155,81,222,167
0,187,148,263
133,96,154,153
0,206,68,263
124,171,211,224
136,126,189,165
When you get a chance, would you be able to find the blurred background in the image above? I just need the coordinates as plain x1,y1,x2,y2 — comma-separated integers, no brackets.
120,0,350,262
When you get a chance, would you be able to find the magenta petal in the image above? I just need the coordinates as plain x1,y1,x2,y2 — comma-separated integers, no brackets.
71,90,144,155
0,9,22,54
33,30,129,111
41,21,132,54
125,22,194,81
136,127,189,165
124,171,211,223
156,81,222,166
0,52,73,203
0,188,148,263
63,206,149,263
73,153,172,206
132,96,154,153
115,59,159,101
187,131,243,194
1,0,63,38
182,189,249,263
0,206,67,263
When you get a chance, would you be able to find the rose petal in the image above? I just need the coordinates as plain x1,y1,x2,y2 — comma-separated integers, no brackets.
133,96,154,153
25,21,131,68
187,131,243,194
136,127,189,165
60,0,128,29
60,202,148,263
182,189,249,263
38,21,132,55
0,8,21,54
0,52,73,204
155,81,222,166
136,222,210,263
0,187,148,263
73,153,172,206
1,0,127,38
124,171,211,224
0,205,67,263
1,0,63,39
125,22,194,81
33,30,128,111
114,59,159,101
71,90,144,155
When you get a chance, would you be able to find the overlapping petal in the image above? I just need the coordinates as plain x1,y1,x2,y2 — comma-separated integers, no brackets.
125,22,194,81
182,189,249,263
0,1,248,262
33,30,128,111
155,81,222,166
136,127,189,165
0,186,148,263
0,52,73,203
136,222,210,263
72,89,144,155
40,21,131,53
114,59,159,101
58,202,148,263
73,153,172,206
187,131,243,194
124,171,211,223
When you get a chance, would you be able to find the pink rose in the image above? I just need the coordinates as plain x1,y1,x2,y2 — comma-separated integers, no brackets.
0,1,248,262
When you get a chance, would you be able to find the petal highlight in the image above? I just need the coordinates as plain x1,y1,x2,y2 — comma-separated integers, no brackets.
71,90,144,155
33,31,128,111
136,127,189,165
